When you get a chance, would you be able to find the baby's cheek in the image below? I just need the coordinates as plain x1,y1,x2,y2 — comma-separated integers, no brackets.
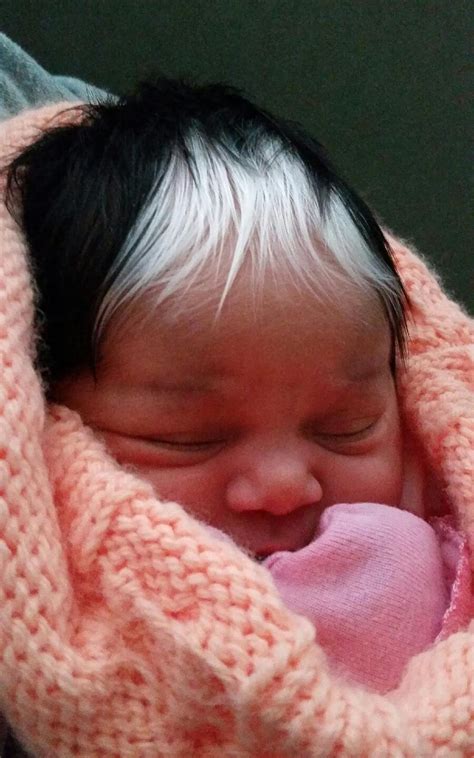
361,452,403,505
135,463,225,523
325,422,403,507
361,402,403,505
98,431,226,521
324,451,401,507
363,430,404,505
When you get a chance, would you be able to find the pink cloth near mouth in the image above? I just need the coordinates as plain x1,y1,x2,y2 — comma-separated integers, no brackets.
265,503,473,693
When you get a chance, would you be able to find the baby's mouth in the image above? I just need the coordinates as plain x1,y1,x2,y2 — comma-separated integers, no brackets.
254,544,302,562
241,505,323,560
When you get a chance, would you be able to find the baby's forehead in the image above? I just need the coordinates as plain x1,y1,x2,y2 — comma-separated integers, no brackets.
104,279,390,385
119,266,382,334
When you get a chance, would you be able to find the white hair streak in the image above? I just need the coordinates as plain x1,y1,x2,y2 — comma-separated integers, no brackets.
95,132,398,337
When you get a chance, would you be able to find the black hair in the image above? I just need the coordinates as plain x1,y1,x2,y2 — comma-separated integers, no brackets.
6,78,407,383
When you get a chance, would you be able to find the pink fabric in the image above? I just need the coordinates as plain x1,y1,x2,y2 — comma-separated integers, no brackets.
434,517,474,640
265,503,471,693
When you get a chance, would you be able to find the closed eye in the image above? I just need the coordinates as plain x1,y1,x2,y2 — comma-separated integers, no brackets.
144,437,226,453
310,420,378,443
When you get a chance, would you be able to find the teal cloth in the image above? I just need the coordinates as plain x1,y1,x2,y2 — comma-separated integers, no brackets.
0,33,110,120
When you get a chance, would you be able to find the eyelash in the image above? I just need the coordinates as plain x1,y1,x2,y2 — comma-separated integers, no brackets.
146,422,377,453
148,438,226,452
314,421,377,442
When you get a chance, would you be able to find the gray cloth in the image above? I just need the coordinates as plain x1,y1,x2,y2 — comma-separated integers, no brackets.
0,33,110,120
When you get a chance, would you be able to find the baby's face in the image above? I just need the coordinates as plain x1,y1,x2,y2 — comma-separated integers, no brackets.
55,281,403,558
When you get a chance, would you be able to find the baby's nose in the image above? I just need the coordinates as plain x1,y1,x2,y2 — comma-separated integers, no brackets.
226,453,322,516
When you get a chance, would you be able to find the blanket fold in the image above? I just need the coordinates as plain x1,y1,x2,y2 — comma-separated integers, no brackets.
0,33,109,121
0,104,473,757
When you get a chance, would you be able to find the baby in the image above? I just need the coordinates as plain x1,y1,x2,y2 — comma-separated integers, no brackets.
6,79,470,692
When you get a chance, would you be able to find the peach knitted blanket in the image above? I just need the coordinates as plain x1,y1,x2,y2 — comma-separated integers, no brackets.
0,105,473,758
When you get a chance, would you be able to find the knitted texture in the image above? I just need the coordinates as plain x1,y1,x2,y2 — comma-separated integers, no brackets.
0,105,473,758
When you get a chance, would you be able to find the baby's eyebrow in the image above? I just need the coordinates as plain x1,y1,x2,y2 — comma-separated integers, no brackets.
343,350,392,382
346,365,388,382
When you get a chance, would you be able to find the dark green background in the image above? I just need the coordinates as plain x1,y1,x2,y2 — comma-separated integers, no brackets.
2,0,472,309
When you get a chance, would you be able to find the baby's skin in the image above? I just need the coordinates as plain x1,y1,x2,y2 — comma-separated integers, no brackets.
55,270,409,558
